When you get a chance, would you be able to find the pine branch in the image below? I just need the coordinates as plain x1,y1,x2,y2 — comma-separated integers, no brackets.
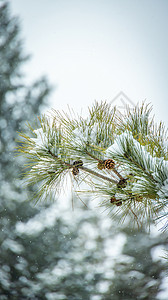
17,101,168,228
48,148,118,184
79,166,118,184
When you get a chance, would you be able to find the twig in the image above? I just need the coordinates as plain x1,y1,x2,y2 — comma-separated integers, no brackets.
79,166,118,184
112,168,124,180
85,149,124,180
48,149,118,184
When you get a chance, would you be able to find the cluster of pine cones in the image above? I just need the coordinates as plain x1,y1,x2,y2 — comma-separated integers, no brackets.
97,159,128,206
72,158,127,207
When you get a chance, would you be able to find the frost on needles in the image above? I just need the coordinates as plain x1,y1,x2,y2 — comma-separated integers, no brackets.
18,101,168,228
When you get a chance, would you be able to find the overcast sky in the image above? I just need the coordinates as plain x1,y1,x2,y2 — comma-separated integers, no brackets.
11,0,168,125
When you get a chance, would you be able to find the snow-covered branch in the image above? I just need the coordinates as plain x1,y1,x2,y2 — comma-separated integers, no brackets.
18,101,168,228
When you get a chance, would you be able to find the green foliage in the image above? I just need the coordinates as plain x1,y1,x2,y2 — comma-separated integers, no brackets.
52,101,116,160
117,103,168,159
19,116,70,201
18,101,168,227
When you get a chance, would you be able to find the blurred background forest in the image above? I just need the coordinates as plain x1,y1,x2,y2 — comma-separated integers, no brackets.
0,1,168,299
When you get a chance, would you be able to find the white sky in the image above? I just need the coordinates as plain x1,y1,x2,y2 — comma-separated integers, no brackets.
11,0,168,125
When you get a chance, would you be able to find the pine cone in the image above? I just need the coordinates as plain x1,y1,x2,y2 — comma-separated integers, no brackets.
117,178,127,189
110,196,122,206
72,167,79,176
97,160,105,170
73,160,83,167
110,196,117,204
104,159,115,169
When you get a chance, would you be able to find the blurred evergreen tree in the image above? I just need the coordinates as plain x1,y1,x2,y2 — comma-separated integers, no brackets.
0,2,107,298
0,1,167,300
0,1,50,188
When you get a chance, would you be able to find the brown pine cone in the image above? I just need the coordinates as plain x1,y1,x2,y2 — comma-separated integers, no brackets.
104,159,115,169
97,160,105,170
117,178,127,189
72,167,79,176
110,196,117,204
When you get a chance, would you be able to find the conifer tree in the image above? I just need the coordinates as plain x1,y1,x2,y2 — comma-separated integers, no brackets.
0,0,51,195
